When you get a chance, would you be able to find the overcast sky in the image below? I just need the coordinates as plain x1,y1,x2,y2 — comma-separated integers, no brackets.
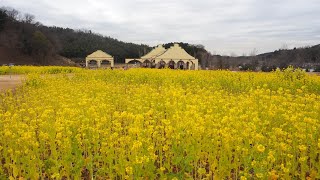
2,0,320,55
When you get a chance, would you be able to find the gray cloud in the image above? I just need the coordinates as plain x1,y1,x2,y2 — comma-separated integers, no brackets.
1,0,320,55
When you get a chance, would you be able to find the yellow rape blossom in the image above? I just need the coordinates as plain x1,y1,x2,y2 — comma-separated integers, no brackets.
0,67,319,179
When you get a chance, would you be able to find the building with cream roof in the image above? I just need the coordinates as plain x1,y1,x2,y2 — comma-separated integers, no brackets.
86,50,114,68
125,43,199,70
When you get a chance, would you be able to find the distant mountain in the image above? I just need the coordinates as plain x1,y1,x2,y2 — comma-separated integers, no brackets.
201,44,320,71
257,44,320,68
0,7,209,66
0,7,319,70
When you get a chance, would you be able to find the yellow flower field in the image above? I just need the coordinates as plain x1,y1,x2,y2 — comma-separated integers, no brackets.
0,66,82,75
0,67,320,179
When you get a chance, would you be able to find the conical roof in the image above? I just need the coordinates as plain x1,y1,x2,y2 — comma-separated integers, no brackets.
155,44,196,60
141,45,166,59
87,50,113,58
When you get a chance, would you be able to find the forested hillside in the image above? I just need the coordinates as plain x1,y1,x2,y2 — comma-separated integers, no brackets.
39,26,151,63
0,7,151,65
203,45,320,71
0,7,209,65
0,7,319,70
0,7,73,65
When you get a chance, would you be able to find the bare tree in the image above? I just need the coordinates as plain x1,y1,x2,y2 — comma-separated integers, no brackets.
23,13,35,24
4,7,19,20
230,52,237,57
280,43,288,50
34,21,42,27
202,51,211,68
249,48,259,71
249,48,258,56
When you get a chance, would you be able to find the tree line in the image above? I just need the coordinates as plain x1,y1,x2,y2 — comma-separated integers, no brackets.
1,7,319,70
0,7,152,64
204,45,320,71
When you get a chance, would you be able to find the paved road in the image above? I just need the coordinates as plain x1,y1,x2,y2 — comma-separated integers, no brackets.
0,75,24,92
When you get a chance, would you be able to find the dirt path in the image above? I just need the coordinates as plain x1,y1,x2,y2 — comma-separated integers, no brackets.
0,75,25,92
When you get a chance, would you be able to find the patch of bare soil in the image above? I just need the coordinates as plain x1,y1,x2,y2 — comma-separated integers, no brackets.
0,75,24,92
